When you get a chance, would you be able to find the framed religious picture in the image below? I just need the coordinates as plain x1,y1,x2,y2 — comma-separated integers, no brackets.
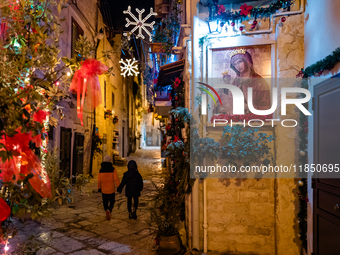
208,44,272,116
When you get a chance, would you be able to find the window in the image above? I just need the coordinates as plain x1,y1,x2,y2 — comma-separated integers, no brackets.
71,18,84,57
112,92,115,109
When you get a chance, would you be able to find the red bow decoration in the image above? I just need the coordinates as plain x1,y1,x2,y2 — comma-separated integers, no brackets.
0,198,10,222
0,129,52,198
69,59,108,125
240,3,253,16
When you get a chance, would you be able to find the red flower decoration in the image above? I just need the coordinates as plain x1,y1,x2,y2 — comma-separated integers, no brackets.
240,3,253,16
33,109,50,123
217,5,226,15
174,135,181,143
0,198,10,222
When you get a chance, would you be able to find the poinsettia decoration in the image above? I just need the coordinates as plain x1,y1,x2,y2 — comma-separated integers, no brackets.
240,3,253,16
217,5,225,15
0,128,52,198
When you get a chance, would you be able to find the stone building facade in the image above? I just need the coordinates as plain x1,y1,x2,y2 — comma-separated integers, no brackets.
50,0,144,178
176,0,307,254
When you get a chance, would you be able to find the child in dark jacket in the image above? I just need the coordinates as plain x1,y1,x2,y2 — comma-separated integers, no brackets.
117,160,143,219
98,155,120,221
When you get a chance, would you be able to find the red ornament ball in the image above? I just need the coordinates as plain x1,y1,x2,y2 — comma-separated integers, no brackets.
281,17,286,22
175,96,178,100
231,22,235,27
253,20,258,25
239,26,244,31
251,24,256,29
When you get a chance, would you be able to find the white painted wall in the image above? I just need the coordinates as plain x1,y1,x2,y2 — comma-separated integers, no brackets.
305,1,340,254
304,0,340,68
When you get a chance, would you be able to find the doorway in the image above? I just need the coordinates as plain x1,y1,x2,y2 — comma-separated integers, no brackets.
313,77,340,255
72,132,84,179
60,127,72,178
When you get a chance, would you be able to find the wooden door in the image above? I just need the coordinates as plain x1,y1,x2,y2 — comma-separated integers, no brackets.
313,77,340,255
72,132,84,178
60,127,72,178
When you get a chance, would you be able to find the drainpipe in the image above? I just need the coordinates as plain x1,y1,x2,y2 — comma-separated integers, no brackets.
203,177,208,254
191,0,200,251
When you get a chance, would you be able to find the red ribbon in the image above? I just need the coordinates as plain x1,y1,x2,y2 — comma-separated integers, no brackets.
0,198,10,222
0,129,52,198
69,59,108,125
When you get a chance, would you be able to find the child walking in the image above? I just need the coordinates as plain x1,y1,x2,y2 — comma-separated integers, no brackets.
98,155,120,221
117,160,143,219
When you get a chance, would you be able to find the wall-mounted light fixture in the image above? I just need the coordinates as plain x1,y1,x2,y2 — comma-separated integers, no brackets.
206,18,222,35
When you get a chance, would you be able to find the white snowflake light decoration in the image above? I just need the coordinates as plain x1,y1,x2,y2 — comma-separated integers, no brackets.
123,6,157,42
119,58,140,77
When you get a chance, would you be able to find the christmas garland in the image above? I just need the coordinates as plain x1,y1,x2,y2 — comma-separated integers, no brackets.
207,0,294,24
297,47,340,78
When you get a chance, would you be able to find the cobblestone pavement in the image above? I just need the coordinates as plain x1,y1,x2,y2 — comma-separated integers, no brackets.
7,147,166,255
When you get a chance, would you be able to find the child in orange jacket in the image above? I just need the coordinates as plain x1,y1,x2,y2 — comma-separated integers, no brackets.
98,155,120,220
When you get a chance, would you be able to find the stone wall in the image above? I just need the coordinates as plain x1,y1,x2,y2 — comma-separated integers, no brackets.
54,1,127,177
275,14,304,255
193,13,305,255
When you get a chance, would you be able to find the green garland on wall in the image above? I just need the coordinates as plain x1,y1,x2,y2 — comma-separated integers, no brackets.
297,47,340,78
206,0,294,23
297,46,340,251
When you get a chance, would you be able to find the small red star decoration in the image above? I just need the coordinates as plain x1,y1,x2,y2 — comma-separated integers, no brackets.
240,3,253,16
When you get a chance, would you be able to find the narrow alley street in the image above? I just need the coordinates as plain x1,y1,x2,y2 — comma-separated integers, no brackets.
9,148,165,255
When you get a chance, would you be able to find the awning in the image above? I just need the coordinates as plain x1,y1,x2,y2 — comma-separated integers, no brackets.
157,59,185,87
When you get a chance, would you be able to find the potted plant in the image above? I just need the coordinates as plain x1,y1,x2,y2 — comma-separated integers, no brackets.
112,115,118,124
151,0,181,55
150,182,184,254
